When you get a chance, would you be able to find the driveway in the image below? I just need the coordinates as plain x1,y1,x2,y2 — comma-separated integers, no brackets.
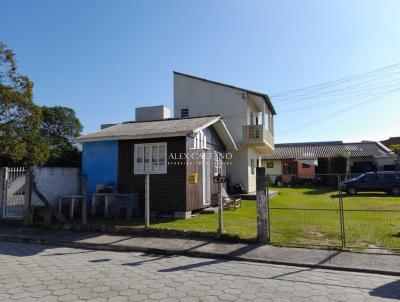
0,241,399,301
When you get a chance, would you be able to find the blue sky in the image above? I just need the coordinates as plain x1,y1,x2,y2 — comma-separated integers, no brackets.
1,0,399,143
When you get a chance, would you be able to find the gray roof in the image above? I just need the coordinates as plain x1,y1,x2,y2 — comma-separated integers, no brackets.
262,141,397,160
74,115,237,151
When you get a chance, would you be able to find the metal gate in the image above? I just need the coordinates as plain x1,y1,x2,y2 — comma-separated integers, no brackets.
267,174,345,248
267,173,400,251
2,167,26,219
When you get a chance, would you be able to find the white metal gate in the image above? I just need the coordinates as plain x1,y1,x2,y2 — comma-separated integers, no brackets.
2,167,26,219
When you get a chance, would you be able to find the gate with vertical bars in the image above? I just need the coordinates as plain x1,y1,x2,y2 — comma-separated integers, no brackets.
2,167,26,220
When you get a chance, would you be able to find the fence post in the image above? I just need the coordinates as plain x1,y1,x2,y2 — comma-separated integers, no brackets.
81,174,87,227
23,167,33,226
0,168,5,219
338,174,346,248
256,167,269,243
145,174,150,228
265,174,271,242
218,180,223,235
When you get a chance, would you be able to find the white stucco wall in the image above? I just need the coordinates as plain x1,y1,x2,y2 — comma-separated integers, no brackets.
135,105,171,121
174,73,275,195
262,159,282,176
227,147,249,191
376,158,397,170
174,73,249,146
32,167,81,207
246,147,260,194
226,146,260,194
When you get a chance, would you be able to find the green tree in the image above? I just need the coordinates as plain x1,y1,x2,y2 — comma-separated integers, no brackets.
0,42,49,166
389,144,400,171
389,144,400,155
40,106,83,167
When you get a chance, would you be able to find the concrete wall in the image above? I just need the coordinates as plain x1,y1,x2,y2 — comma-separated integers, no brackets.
174,73,249,146
227,147,249,192
247,147,260,194
32,167,80,207
135,105,171,121
82,140,119,199
174,73,277,195
376,158,397,170
174,74,270,194
226,146,260,194
262,159,282,176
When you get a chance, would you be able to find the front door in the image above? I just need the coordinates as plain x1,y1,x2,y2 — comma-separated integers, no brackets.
202,153,211,205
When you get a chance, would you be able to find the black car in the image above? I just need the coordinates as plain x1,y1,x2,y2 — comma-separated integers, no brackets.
340,171,400,195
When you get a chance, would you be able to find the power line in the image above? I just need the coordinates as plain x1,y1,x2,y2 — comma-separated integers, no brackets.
277,88,400,136
278,86,400,113
275,74,400,104
270,62,400,97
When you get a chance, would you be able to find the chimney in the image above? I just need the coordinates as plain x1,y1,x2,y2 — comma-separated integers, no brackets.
135,105,171,121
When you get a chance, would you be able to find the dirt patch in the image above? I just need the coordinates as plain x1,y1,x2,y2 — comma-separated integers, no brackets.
352,240,394,254
305,227,327,238
290,227,340,247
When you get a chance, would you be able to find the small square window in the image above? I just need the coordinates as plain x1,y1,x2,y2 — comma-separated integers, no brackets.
181,108,189,118
267,162,273,169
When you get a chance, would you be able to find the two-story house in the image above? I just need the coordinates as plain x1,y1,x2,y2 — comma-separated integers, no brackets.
174,72,276,194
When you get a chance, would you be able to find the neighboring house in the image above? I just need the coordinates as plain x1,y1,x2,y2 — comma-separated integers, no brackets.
74,111,237,218
381,136,400,148
173,72,276,193
381,136,400,170
262,141,398,182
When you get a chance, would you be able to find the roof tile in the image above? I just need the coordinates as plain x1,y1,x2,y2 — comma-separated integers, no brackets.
262,142,397,160
75,115,220,142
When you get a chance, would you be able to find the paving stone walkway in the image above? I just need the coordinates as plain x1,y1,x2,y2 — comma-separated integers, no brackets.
1,226,400,276
1,241,400,301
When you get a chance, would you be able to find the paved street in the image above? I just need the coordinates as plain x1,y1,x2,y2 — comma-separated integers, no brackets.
0,241,399,301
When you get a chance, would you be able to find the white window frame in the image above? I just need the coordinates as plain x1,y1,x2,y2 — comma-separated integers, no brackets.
134,142,167,174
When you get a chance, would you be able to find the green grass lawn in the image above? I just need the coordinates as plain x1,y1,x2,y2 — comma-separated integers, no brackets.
150,187,400,250
150,201,257,239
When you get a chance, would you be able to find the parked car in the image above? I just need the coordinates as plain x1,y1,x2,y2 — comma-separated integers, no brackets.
340,171,400,195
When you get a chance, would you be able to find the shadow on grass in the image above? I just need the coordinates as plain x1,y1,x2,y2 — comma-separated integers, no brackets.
274,186,338,196
302,188,337,195
341,193,393,198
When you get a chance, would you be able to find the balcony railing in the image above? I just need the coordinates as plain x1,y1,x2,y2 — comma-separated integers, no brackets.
242,125,274,149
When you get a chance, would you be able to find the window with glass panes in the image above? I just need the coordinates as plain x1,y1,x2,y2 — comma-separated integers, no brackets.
134,143,167,174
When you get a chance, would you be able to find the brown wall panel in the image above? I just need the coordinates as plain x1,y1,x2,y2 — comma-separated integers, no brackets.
118,137,186,215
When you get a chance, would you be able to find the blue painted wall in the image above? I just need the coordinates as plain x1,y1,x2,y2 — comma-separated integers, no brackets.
82,140,119,199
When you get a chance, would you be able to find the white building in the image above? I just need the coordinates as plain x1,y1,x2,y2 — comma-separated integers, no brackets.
174,72,276,193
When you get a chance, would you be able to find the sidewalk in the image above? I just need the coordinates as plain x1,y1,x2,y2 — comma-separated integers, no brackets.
0,226,399,276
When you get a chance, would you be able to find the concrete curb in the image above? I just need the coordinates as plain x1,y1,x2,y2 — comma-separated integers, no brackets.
1,235,400,277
